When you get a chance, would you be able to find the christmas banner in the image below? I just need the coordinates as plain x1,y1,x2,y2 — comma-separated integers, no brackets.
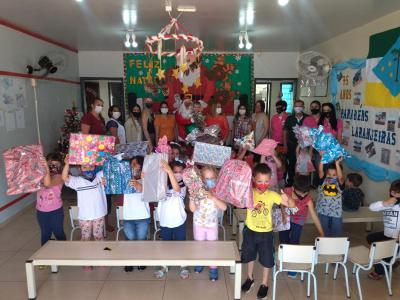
123,53,253,114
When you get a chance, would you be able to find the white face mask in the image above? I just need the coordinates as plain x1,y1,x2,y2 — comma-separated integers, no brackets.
216,107,222,114
112,112,121,119
239,109,246,116
160,108,169,115
94,105,103,114
294,107,304,114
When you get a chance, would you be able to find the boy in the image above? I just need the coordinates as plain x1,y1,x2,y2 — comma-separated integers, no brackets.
367,179,400,280
241,163,295,299
342,173,364,211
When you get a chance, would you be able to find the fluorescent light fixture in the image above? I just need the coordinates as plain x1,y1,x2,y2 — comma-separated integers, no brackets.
239,10,245,27
278,0,290,6
165,0,172,12
130,10,137,25
75,0,83,2
246,4,254,26
123,9,137,25
123,10,130,25
177,5,196,12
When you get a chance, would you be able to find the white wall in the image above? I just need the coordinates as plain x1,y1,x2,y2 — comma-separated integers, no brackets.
0,24,80,224
304,11,400,203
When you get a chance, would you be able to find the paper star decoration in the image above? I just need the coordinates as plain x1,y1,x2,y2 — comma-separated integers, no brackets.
172,68,180,79
181,84,189,93
194,78,202,88
180,63,188,72
156,69,166,80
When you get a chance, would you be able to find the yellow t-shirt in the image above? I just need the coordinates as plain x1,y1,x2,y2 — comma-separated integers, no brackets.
245,189,282,232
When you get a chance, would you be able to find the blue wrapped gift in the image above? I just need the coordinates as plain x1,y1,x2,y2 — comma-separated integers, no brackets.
103,156,135,194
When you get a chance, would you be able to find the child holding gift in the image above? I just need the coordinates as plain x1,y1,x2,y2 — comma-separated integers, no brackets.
62,156,107,272
241,163,295,299
189,166,227,281
36,152,66,246
123,156,149,272
155,160,189,279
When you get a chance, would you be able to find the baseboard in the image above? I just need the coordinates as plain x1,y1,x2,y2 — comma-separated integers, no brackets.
0,201,35,228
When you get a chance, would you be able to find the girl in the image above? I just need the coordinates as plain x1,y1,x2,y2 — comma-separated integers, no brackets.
155,160,189,279
62,156,107,272
123,156,149,272
233,104,252,142
36,152,66,246
125,104,143,143
106,105,127,145
260,151,282,191
154,101,177,142
189,166,227,281
295,145,315,176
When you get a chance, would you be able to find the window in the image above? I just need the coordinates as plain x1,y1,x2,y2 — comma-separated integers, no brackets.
280,82,294,112
255,80,272,113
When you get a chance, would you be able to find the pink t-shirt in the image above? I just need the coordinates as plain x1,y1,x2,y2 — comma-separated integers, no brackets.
303,115,319,128
36,183,63,212
271,112,288,144
323,118,343,138
284,187,312,225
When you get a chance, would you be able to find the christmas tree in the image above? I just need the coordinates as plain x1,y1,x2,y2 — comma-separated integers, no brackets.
58,106,81,153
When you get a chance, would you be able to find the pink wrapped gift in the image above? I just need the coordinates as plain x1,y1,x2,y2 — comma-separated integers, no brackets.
252,139,278,157
182,166,207,205
3,144,46,195
215,159,253,208
68,133,115,165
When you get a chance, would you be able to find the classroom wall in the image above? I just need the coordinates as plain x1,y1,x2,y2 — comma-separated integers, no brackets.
303,11,400,203
0,24,80,224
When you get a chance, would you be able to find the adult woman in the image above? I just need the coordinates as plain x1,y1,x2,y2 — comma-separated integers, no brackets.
80,98,106,135
106,105,126,145
125,104,143,142
233,104,252,142
252,100,270,146
205,102,230,143
319,103,343,143
154,101,177,142
142,97,156,152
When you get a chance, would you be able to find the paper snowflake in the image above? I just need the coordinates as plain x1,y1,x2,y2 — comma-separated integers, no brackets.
138,70,144,76
235,69,240,74
235,55,241,61
237,82,242,86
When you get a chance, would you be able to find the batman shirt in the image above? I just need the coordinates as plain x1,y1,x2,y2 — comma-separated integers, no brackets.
317,177,345,218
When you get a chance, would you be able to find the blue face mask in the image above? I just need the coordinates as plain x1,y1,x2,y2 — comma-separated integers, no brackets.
205,179,216,190
82,170,96,180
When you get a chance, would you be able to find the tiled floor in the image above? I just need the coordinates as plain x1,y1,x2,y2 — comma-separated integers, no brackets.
0,195,399,300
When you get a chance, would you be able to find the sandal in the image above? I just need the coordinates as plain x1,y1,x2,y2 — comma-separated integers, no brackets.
368,271,382,280
154,267,168,279
180,267,190,279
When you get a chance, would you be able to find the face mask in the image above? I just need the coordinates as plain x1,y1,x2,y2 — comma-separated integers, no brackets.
112,112,121,119
145,103,152,109
48,163,62,175
311,108,320,115
161,108,169,115
174,173,183,182
205,179,216,190
239,109,246,116
276,107,283,114
254,182,269,193
294,107,304,114
322,112,331,118
132,112,141,119
294,190,308,200
94,106,103,114
82,170,96,180
216,107,222,114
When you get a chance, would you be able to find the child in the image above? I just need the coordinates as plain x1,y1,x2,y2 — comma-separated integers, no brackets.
316,158,345,237
342,173,364,211
123,156,149,272
189,166,227,281
295,145,315,176
260,151,282,191
155,160,189,279
241,163,295,299
367,179,400,280
36,152,66,246
280,174,324,278
62,156,107,271
170,142,187,163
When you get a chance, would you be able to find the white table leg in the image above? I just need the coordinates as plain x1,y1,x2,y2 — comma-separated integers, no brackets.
238,222,244,251
232,212,238,235
51,265,59,273
234,263,242,299
25,261,37,300
230,264,236,274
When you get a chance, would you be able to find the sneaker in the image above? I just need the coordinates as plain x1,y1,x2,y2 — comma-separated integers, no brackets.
154,267,168,279
194,266,204,273
257,284,269,299
288,271,297,278
179,267,190,279
124,266,134,272
137,266,146,271
209,268,218,281
241,278,255,293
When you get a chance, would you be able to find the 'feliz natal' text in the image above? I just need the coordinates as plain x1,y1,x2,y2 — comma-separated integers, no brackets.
128,59,161,85
341,108,396,146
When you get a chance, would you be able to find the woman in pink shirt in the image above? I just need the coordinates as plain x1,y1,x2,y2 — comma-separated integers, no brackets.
303,100,321,128
36,152,66,246
270,100,289,150
319,103,343,143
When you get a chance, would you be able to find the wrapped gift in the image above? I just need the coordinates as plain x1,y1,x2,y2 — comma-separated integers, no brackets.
3,144,46,195
142,153,168,202
215,159,253,208
68,133,115,165
186,125,221,145
312,126,350,164
293,125,316,148
192,142,231,167
234,131,255,150
115,141,148,159
155,135,171,155
252,139,278,157
103,156,135,194
182,166,207,205
272,205,290,232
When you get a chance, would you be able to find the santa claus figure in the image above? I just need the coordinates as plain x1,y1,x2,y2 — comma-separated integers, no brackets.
175,95,194,141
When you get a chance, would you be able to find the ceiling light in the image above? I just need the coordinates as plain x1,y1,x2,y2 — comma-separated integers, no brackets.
278,0,290,6
132,41,138,48
239,10,245,27
130,10,137,25
123,9,137,26
177,5,196,12
238,33,244,49
123,10,130,25
244,32,252,50
75,0,83,2
124,40,131,48
246,4,254,26
246,41,253,50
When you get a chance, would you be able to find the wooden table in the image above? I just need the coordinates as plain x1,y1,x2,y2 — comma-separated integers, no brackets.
232,207,383,250
26,241,242,299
